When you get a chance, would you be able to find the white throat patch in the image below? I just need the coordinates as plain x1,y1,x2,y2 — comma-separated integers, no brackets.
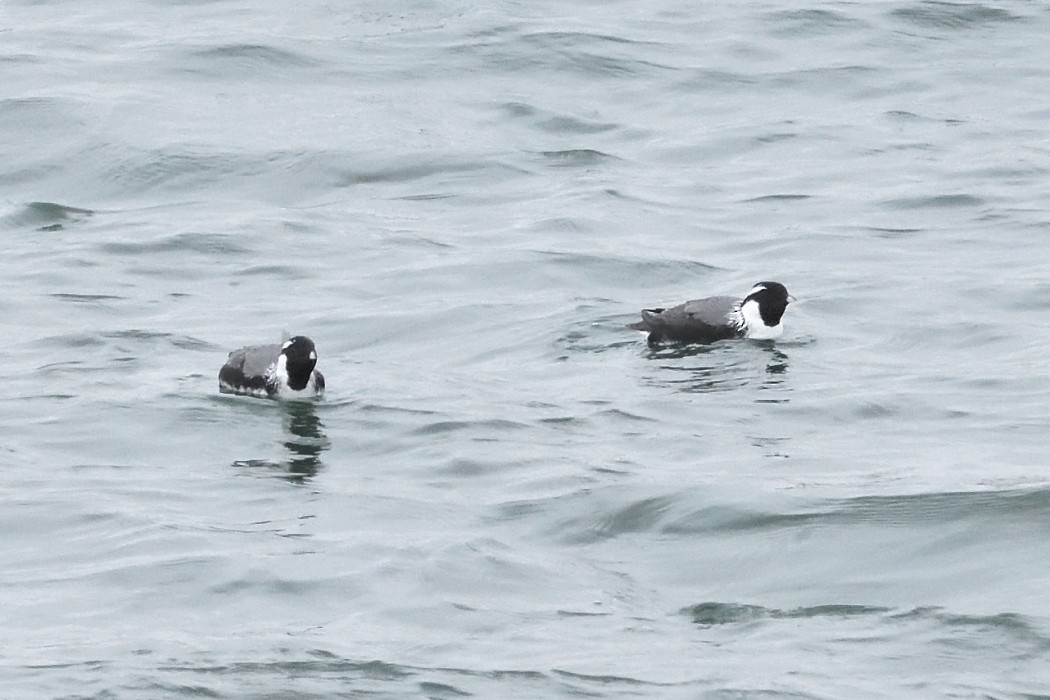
739,298,784,339
273,353,289,386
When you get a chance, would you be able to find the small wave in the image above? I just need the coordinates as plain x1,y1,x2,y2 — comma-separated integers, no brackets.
410,418,528,436
233,264,308,278
890,607,1050,645
861,226,924,238
752,131,800,145
495,101,621,135
763,8,870,36
35,330,214,351
98,146,288,195
679,603,1049,660
24,201,93,218
552,668,673,688
884,110,964,126
664,487,1050,535
194,43,319,66
557,494,679,544
2,201,93,231
683,601,891,626
455,29,674,79
537,149,620,168
336,157,520,187
675,68,758,92
881,193,984,210
890,2,1023,30
522,31,673,76
539,251,723,293
827,488,1050,527
49,293,124,303
99,232,250,256
520,485,1050,545
759,64,874,92
172,42,326,79
743,193,811,203
536,115,619,135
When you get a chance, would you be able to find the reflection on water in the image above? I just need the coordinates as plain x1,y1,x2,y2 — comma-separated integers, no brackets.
281,400,329,480
757,346,791,401
765,347,789,376
233,400,329,483
644,341,791,395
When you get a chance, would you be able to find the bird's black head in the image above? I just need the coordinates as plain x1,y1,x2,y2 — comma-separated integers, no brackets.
743,282,794,327
281,336,318,391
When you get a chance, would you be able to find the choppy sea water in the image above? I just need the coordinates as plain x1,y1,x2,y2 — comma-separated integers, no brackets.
4,1,1050,697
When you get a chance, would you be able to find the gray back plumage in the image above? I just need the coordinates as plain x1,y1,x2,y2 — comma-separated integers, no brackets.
226,343,281,378
659,296,738,327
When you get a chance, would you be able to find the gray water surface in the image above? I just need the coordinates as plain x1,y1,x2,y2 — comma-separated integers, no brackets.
3,1,1050,697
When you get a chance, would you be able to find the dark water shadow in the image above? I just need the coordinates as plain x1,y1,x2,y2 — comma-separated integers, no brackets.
233,400,330,484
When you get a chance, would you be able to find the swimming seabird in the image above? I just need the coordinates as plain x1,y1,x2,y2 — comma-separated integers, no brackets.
629,281,794,346
218,335,325,398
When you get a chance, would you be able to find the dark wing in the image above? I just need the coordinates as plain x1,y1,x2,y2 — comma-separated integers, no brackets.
633,296,741,344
